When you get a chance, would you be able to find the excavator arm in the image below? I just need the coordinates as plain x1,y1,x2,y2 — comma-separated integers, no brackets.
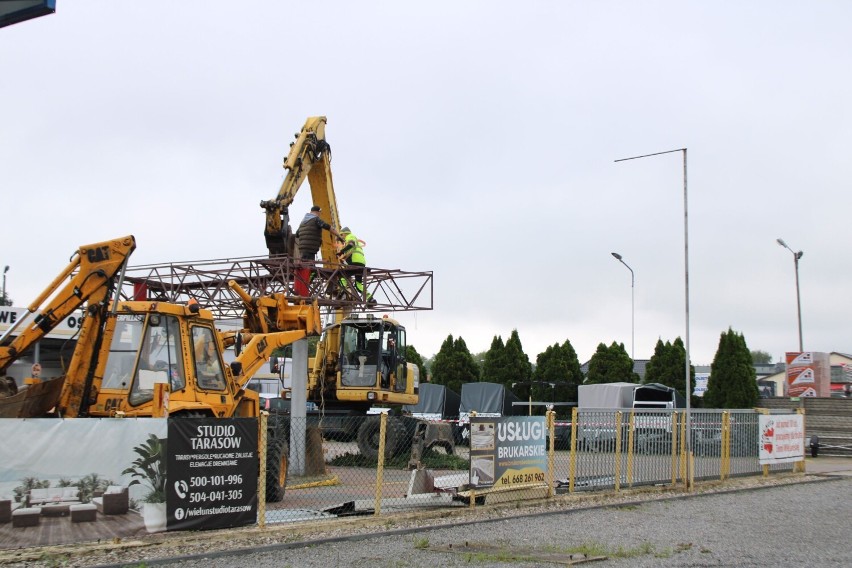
227,280,320,336
257,117,349,396
0,235,137,377
231,330,311,391
259,115,342,261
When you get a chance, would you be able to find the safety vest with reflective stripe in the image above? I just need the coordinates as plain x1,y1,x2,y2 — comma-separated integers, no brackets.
342,232,365,265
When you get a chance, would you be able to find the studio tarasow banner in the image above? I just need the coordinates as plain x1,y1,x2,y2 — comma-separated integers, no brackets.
167,417,258,531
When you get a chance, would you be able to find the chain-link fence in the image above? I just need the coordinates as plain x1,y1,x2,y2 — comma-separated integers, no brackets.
256,407,799,526
258,412,473,524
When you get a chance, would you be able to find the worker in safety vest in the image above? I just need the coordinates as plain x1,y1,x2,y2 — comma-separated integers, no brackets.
338,227,374,303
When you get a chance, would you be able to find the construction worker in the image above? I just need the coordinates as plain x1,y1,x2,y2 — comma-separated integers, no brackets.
294,205,343,296
338,227,374,303
295,205,343,261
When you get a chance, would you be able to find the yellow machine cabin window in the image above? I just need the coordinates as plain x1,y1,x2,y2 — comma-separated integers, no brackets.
192,326,226,391
127,314,186,406
102,315,144,390
386,325,407,392
339,322,382,387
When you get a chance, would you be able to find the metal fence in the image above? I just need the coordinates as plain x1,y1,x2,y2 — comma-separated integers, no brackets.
255,407,799,526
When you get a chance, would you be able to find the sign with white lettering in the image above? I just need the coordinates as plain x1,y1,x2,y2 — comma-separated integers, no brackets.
785,352,830,398
694,373,709,397
167,417,258,530
469,416,547,489
0,306,84,339
758,414,804,465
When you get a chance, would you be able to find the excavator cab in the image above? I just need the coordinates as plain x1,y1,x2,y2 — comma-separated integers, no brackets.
336,315,415,399
100,313,188,408
90,305,240,417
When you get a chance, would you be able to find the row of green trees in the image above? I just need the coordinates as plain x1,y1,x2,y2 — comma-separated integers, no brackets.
422,328,760,409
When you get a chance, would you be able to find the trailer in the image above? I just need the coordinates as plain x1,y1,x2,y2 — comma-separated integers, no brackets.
404,383,461,422
458,382,523,443
578,382,684,409
577,382,684,451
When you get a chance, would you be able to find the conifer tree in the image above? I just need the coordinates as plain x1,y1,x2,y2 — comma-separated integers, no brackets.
430,334,480,394
482,336,507,383
704,328,759,408
644,337,695,401
503,329,532,388
586,341,637,384
532,339,583,406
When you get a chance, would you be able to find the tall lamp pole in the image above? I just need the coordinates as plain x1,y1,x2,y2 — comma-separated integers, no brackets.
610,252,634,361
615,148,691,487
2,266,8,306
776,239,804,352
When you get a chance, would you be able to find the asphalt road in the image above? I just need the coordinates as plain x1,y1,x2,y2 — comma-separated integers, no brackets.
154,466,852,568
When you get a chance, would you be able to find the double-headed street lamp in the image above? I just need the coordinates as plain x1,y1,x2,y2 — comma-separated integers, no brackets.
776,238,804,352
615,147,691,487
610,252,634,361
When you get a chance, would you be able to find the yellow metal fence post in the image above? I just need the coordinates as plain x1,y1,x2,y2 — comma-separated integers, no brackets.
757,408,770,477
614,411,622,493
547,410,555,498
258,412,268,529
627,411,635,488
374,412,387,517
721,411,730,481
671,411,679,487
469,410,477,509
796,407,806,473
569,407,578,493
680,411,688,490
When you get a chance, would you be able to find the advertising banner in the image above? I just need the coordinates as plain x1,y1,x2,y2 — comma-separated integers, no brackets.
785,352,830,398
469,416,547,489
758,414,804,465
167,417,257,531
693,373,710,397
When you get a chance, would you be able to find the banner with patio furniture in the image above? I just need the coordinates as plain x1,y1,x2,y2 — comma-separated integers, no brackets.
0,418,167,548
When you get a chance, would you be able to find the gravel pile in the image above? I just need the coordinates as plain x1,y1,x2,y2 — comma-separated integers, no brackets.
1,473,848,567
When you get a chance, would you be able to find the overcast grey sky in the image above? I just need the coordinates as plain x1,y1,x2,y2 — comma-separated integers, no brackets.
3,2,851,366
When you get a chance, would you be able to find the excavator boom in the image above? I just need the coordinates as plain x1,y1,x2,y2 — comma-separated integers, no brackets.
260,116,342,259
0,235,136,376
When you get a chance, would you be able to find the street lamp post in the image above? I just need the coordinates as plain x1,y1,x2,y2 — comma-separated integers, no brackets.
615,148,691,487
776,238,804,352
2,266,8,306
610,252,634,361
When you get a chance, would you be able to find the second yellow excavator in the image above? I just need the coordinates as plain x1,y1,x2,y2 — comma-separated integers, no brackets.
258,116,447,459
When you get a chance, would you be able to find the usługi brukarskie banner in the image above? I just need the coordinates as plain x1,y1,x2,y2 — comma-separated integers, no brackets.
469,416,547,489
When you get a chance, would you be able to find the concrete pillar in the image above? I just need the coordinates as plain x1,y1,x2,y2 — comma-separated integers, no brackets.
290,338,308,476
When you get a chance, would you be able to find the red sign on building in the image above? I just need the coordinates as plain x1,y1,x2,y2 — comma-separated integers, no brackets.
785,352,830,398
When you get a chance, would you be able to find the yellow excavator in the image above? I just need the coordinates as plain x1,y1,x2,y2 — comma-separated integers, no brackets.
0,235,137,418
259,116,447,459
0,235,321,501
